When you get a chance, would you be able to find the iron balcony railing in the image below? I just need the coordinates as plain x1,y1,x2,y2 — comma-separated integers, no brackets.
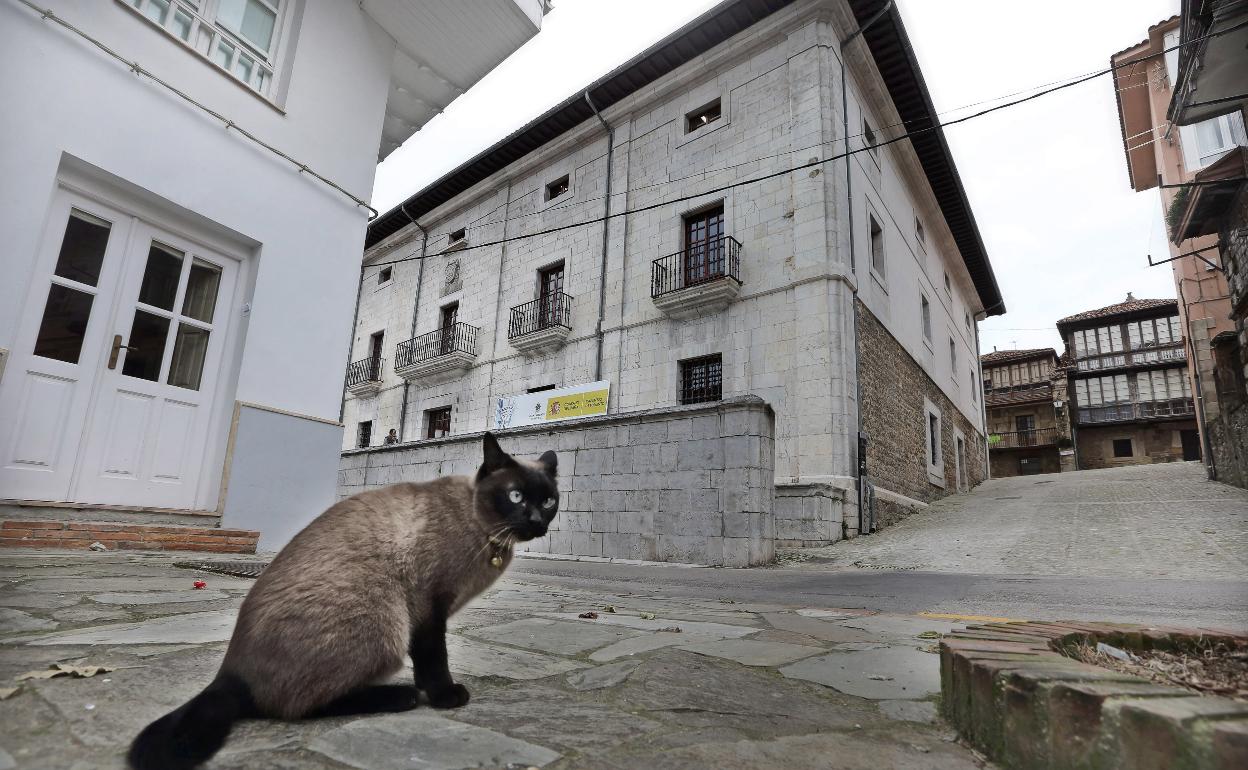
509,291,572,339
651,235,742,299
1077,398,1195,424
989,427,1058,449
346,356,384,388
395,323,478,369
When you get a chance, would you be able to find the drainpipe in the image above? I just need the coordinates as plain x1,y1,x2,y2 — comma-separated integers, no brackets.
339,263,366,425
585,89,614,384
1177,279,1216,478
840,0,892,536
397,203,427,442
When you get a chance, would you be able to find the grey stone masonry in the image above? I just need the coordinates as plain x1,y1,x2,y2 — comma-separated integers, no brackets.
339,396,776,567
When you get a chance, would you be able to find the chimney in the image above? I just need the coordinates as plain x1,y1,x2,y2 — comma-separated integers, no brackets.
1125,291,1135,301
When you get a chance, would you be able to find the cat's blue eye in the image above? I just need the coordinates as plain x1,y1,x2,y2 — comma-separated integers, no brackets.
542,497,557,509
508,490,523,504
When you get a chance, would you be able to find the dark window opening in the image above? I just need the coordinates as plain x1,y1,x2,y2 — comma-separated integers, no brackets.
944,272,951,294
426,407,452,439
684,204,725,286
1112,438,1133,458
928,413,940,465
915,217,925,245
864,118,878,158
369,331,384,362
685,99,722,133
527,384,557,394
439,303,458,353
679,354,722,405
538,262,565,327
545,175,569,202
450,228,466,243
378,267,392,285
357,421,373,448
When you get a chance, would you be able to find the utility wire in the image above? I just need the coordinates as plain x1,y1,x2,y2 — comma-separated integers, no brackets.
368,16,1248,268
15,0,380,219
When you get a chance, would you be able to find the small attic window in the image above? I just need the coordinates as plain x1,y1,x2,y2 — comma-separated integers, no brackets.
864,118,879,159
450,228,466,243
545,175,570,202
378,267,392,285
915,217,926,245
686,99,722,133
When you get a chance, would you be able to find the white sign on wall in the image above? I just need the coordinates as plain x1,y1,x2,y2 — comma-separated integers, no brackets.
494,381,611,429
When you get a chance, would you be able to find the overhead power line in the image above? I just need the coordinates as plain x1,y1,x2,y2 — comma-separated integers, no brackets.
366,15,1248,268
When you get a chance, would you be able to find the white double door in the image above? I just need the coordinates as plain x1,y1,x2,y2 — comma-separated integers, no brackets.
0,190,239,510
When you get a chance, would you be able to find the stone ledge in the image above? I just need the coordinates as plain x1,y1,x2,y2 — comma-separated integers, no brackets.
0,520,259,554
940,620,1248,769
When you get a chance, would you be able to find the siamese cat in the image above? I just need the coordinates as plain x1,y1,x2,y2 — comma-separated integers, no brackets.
128,432,559,770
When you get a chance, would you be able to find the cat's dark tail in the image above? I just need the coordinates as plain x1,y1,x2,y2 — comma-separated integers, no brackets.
127,673,254,770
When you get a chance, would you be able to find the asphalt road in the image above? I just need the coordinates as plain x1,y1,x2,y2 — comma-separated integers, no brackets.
511,559,1248,629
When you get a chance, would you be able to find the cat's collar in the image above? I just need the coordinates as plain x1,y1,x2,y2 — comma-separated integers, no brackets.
486,533,513,569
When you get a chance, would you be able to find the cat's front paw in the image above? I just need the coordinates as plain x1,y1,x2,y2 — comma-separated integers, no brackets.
426,683,470,709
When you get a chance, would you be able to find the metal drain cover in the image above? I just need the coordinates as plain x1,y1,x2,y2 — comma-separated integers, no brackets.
175,560,269,579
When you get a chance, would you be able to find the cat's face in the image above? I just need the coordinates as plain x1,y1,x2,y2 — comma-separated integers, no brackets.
475,433,559,541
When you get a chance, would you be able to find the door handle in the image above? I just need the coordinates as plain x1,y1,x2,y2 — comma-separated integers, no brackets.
107,334,139,370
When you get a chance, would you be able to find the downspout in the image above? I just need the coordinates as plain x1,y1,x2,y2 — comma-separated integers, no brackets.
397,203,427,442
339,262,366,425
840,0,892,536
585,89,614,383
1177,279,1216,478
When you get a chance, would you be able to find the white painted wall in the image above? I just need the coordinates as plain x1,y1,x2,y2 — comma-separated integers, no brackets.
0,0,392,514
346,2,992,492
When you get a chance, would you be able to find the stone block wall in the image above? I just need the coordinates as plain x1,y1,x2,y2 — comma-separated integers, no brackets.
339,396,775,567
855,300,987,527
1074,421,1197,469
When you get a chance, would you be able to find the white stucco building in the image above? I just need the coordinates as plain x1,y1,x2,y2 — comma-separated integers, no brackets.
343,0,1005,559
0,0,546,549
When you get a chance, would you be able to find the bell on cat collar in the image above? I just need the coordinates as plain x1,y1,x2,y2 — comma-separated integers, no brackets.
489,555,504,569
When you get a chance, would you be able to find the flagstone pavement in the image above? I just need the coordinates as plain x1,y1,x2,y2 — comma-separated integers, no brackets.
0,551,990,769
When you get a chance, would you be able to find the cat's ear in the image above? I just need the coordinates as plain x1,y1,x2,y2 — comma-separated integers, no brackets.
537,450,558,479
478,432,515,479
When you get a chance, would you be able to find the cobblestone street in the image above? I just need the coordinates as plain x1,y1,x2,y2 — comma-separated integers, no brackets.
1,552,984,770
795,462,1248,580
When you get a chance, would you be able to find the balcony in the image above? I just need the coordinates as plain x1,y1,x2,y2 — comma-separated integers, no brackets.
989,428,1058,449
345,357,384,397
394,323,478,382
651,236,742,318
509,292,572,354
1077,398,1196,425
1075,345,1185,372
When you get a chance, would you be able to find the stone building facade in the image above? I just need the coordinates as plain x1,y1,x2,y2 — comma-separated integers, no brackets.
1058,297,1200,470
1112,15,1246,484
1165,0,1248,489
979,348,1071,478
341,0,1004,555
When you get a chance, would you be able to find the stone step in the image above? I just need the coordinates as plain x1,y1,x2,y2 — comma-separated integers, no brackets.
0,500,222,528
0,520,259,554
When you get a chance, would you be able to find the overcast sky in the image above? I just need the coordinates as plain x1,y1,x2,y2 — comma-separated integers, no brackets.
371,0,1179,356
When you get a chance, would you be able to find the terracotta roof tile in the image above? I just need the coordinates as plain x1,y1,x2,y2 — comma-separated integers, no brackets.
1056,298,1176,325
979,348,1057,365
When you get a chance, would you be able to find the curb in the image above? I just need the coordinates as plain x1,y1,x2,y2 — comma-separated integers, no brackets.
939,621,1248,769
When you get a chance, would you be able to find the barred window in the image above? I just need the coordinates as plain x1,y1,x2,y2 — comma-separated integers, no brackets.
679,354,722,405
356,421,372,449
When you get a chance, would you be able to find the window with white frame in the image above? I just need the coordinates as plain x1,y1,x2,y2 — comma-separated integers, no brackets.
923,397,944,485
124,0,289,97
921,293,932,343
868,214,885,279
863,118,879,161
1181,111,1248,170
